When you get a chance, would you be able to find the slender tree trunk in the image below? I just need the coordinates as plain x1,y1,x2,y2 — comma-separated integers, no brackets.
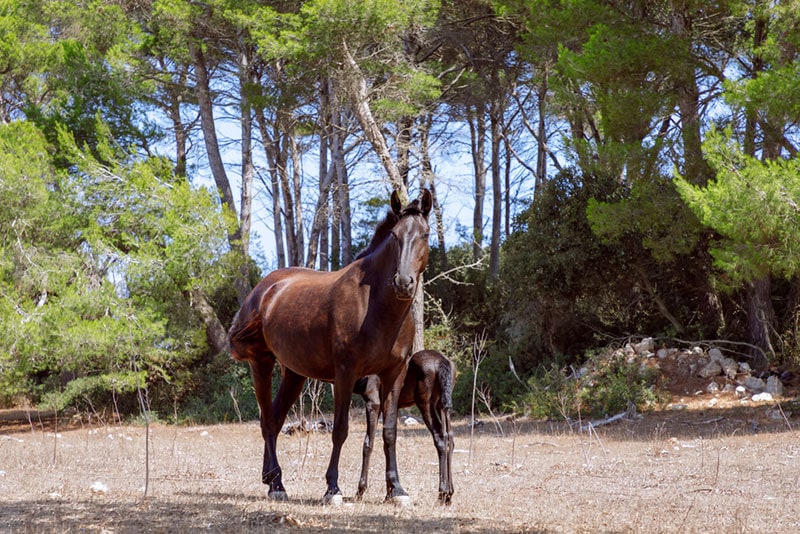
489,97,502,280
535,69,548,194
289,130,305,265
397,116,413,190
188,40,249,304
305,162,336,269
468,103,487,260
237,43,254,268
331,105,351,265
254,107,286,269
165,76,188,179
340,40,407,199
318,80,331,271
419,113,447,269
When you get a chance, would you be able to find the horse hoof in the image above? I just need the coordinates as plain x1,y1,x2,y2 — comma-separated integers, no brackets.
322,493,343,506
389,495,411,508
268,490,289,501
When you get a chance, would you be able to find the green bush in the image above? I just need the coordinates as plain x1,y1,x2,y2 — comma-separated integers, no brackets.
521,348,665,420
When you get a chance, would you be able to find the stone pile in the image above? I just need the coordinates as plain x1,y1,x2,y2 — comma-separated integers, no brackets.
621,337,785,403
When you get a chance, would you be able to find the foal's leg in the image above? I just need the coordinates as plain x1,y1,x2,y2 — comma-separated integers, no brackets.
416,386,451,504
323,373,356,505
379,364,410,504
442,402,455,505
356,377,381,500
264,367,306,500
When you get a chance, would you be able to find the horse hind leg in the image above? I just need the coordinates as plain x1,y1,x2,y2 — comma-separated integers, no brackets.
248,357,286,499
266,367,306,500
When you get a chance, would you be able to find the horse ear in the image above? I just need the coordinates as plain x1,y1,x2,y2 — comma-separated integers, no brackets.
420,189,432,217
390,190,403,215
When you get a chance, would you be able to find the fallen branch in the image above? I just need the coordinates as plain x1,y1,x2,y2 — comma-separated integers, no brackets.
577,403,639,432
681,417,726,426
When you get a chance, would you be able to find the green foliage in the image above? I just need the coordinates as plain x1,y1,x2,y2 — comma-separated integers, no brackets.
519,363,576,420
587,175,704,264
576,352,661,419
0,119,231,413
522,350,663,420
675,129,800,284
500,169,629,359
181,355,259,424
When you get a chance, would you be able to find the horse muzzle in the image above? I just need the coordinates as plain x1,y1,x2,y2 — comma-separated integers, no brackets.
392,273,416,300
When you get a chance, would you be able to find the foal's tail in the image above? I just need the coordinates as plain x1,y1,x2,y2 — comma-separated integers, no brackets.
438,356,455,412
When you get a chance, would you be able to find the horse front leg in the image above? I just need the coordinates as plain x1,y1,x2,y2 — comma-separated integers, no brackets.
323,374,355,505
356,377,381,500
379,365,410,506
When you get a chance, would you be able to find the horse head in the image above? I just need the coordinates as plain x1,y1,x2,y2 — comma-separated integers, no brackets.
389,189,432,300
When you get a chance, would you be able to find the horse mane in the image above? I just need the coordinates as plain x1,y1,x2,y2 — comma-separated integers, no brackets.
355,198,423,261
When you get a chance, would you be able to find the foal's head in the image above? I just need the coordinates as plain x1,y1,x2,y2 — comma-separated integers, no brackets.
388,189,432,300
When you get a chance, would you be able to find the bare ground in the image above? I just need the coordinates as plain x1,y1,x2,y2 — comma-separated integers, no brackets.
1,394,800,533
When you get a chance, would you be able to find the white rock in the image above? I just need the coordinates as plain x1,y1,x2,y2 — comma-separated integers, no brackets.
735,385,747,397
90,481,109,495
751,392,774,402
739,362,752,374
706,381,720,393
656,348,669,359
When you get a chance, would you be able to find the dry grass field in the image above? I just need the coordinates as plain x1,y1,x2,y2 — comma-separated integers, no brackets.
1,400,799,533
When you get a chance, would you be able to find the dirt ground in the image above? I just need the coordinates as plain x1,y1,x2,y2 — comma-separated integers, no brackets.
1,392,800,533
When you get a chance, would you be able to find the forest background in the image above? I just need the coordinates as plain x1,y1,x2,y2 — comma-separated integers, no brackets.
2,0,800,423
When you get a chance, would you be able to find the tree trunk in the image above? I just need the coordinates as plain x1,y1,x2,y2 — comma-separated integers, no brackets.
535,69,548,195
317,80,331,271
331,105,352,266
742,11,773,371
340,40,407,198
236,43,254,285
489,96,502,280
746,276,775,371
254,107,286,269
188,40,249,304
419,113,447,269
289,129,305,265
185,289,228,354
468,102,487,260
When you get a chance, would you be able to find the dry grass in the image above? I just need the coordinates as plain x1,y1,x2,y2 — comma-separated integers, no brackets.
2,404,800,533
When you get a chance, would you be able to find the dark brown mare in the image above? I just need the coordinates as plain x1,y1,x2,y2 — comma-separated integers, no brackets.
353,349,455,504
228,190,432,505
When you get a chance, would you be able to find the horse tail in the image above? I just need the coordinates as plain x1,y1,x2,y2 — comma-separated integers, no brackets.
228,301,264,362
